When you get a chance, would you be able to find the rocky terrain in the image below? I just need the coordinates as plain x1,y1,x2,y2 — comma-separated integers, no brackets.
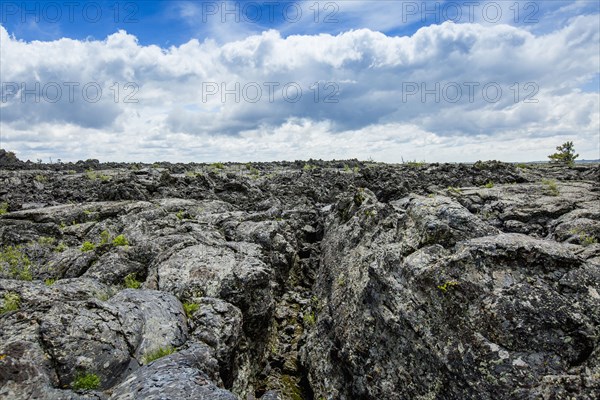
1,149,599,400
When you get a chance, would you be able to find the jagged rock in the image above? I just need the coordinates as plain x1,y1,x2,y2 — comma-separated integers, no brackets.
108,344,237,400
188,297,244,387
0,149,24,169
302,196,600,399
39,299,133,389
108,290,189,362
1,161,599,399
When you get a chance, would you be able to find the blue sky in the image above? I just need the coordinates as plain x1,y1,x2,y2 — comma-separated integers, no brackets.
0,1,599,162
4,1,599,44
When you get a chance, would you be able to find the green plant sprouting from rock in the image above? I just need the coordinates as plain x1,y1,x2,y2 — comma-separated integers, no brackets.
0,245,33,280
112,234,129,247
80,241,96,252
124,273,141,289
437,280,459,293
142,346,176,364
354,188,366,206
303,312,316,326
1,292,21,313
38,236,56,246
570,229,598,247
183,302,199,319
53,242,67,253
364,209,377,218
81,232,129,252
86,170,111,182
541,179,559,196
72,372,101,390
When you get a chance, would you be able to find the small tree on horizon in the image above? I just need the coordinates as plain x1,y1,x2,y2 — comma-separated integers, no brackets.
548,142,579,166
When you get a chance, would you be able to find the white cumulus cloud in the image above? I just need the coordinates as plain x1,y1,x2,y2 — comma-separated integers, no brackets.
0,13,598,162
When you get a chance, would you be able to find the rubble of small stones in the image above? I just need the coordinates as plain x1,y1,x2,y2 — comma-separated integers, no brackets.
1,150,599,399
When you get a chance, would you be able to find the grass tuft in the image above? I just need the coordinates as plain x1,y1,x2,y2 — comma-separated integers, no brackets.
112,234,129,247
1,292,21,313
124,273,141,289
142,346,176,364
72,373,100,390
80,241,95,252
182,302,199,319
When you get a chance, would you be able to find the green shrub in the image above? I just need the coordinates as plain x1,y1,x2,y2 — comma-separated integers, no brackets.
34,174,47,183
210,162,225,170
437,280,459,293
53,242,67,253
580,234,598,247
72,373,100,390
1,292,21,313
447,186,462,195
142,347,176,364
405,160,425,167
484,181,494,189
183,302,199,318
541,179,559,196
353,188,366,206
44,278,56,286
38,236,56,246
303,312,316,326
0,246,32,280
112,234,129,247
85,170,97,180
80,241,95,252
0,202,8,215
176,210,185,220
548,141,578,166
124,273,141,289
246,164,260,177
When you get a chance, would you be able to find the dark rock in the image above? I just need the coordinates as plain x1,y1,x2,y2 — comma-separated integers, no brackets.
1,161,599,399
108,344,237,400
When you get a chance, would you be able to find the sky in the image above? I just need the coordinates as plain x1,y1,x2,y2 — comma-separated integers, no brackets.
0,0,599,163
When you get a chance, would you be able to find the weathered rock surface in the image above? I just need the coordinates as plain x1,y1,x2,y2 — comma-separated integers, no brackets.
1,159,598,399
108,344,236,400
